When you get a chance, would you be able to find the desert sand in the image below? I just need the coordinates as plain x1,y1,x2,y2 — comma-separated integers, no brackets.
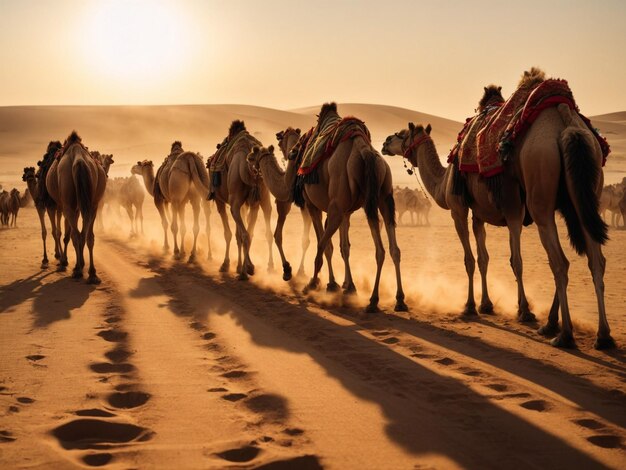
0,104,625,469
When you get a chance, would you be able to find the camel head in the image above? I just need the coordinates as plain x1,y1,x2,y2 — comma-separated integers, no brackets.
131,160,153,176
382,122,432,168
276,127,301,159
478,85,504,112
22,167,36,182
10,188,19,197
247,145,275,175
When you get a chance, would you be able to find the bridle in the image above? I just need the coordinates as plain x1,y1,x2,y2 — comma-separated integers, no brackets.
401,128,431,160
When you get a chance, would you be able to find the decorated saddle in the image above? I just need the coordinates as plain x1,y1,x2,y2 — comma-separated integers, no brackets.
448,79,610,178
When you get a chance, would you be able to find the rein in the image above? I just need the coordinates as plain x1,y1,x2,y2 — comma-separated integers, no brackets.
401,131,432,201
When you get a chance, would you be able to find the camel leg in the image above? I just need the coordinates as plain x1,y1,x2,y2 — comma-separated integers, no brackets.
179,203,187,259
124,204,134,236
297,207,312,277
536,220,575,348
216,200,231,272
471,216,494,315
274,201,292,280
61,214,71,269
202,200,212,260
138,203,144,235
49,209,62,265
260,194,275,273
231,201,252,280
583,235,615,349
338,217,353,294
244,203,259,276
36,207,49,269
188,197,201,263
380,198,407,312
171,202,181,260
155,201,169,253
452,209,477,316
538,290,561,337
63,208,82,279
85,212,100,284
306,204,337,289
365,215,385,314
306,205,342,294
507,220,536,322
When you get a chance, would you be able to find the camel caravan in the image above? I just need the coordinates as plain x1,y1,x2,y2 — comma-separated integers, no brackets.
9,68,619,350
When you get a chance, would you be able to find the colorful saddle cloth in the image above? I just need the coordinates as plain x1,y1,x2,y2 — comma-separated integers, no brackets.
448,79,610,177
208,131,260,173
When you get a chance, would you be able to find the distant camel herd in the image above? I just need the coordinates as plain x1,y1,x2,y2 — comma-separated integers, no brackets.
5,68,621,350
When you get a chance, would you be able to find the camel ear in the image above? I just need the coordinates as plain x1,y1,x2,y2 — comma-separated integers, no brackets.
425,124,432,135
276,131,284,140
296,128,301,134
252,146,260,153
268,145,274,153
484,87,488,92
408,122,415,131
497,86,502,92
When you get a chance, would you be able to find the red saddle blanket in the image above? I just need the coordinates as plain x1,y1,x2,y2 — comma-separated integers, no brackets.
448,79,610,176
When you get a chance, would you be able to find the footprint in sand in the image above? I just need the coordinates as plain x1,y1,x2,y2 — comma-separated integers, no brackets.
82,453,113,467
574,418,604,430
16,397,35,404
283,428,305,436
222,370,248,379
104,347,132,363
189,321,204,331
107,391,151,409
586,435,622,449
222,393,247,402
371,330,391,337
461,369,483,377
486,384,508,392
104,316,121,324
90,362,135,374
253,455,323,469
75,409,117,418
0,430,16,443
520,399,550,412
435,357,456,366
97,329,128,343
381,337,399,345
216,445,261,463
26,354,45,362
51,419,152,450
245,394,288,419
208,387,228,393
203,332,216,341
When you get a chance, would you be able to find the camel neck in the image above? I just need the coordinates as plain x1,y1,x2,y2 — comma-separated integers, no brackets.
142,168,156,196
26,178,40,203
259,154,290,202
415,140,449,209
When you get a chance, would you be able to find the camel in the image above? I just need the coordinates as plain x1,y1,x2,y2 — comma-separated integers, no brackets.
0,190,9,226
287,103,406,313
382,70,614,349
19,188,32,208
46,131,107,283
118,175,145,236
394,186,430,226
132,142,211,262
246,127,336,282
207,121,274,280
7,189,20,227
93,153,114,232
600,183,624,228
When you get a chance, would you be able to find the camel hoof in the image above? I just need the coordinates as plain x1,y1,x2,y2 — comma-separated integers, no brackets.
57,265,67,272
594,335,616,350
162,246,169,254
394,300,409,312
479,302,494,315
550,333,576,349
343,284,357,296
187,255,197,264
71,270,83,279
219,262,229,273
87,275,101,285
462,305,478,317
247,264,255,276
40,262,49,270
537,322,560,337
517,310,537,323
326,281,340,293
282,263,292,281
237,272,249,281
365,302,381,314
173,252,182,261
303,278,320,294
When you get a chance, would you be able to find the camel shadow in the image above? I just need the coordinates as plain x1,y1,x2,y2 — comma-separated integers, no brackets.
31,277,95,328
134,261,613,469
0,271,53,314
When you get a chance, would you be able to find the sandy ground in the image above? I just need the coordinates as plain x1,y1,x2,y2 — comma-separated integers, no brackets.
1,103,625,468
0,200,624,469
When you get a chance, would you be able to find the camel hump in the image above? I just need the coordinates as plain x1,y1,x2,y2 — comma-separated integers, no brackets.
557,103,574,127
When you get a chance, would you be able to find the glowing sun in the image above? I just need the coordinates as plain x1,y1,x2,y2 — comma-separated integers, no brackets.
81,1,189,82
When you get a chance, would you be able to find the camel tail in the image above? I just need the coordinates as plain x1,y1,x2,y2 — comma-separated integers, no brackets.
559,126,608,255
189,154,210,198
361,148,380,222
74,158,92,222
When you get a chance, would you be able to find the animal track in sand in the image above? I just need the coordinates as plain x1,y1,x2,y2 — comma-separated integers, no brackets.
283,428,304,436
75,409,117,418
104,316,121,324
82,453,113,467
105,346,132,363
97,329,128,343
0,430,16,443
245,394,288,419
461,368,483,377
222,370,248,379
203,332,216,340
216,445,261,463
51,419,152,449
485,384,508,392
381,337,399,345
574,418,604,430
26,354,45,362
189,321,204,331
106,391,151,409
586,435,622,449
222,393,247,402
435,357,456,366
90,362,135,374
208,387,228,393
252,455,323,469
16,397,35,404
371,330,391,337
520,400,550,412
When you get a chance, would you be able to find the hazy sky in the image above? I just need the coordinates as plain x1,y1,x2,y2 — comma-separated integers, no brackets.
0,0,625,120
